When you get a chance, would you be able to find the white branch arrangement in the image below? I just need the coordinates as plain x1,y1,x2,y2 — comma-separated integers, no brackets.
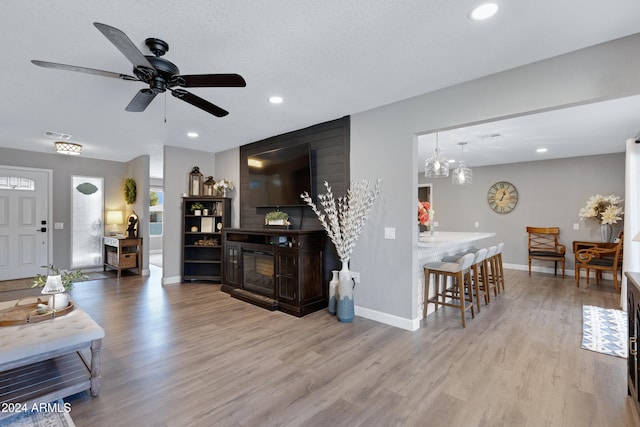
301,179,382,261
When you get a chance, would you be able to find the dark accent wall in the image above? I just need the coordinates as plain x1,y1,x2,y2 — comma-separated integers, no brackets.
239,116,350,231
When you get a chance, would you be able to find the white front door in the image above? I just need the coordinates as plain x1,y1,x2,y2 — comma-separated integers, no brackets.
0,167,50,280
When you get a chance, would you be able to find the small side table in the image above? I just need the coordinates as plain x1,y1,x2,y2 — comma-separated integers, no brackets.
103,236,142,278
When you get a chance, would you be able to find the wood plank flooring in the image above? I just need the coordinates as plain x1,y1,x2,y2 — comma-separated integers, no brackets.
1,267,639,427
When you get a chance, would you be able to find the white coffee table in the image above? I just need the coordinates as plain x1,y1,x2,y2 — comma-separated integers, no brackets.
0,297,105,419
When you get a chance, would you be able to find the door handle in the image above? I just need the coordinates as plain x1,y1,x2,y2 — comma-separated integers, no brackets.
38,227,47,232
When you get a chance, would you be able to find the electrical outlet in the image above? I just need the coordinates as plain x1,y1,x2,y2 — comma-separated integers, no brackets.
573,223,580,230
433,221,439,227
474,221,480,228
351,271,360,283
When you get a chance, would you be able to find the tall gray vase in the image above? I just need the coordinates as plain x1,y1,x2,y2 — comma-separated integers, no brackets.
600,223,612,242
336,258,354,323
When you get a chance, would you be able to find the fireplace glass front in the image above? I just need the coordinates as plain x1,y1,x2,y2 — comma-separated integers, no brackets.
242,249,274,297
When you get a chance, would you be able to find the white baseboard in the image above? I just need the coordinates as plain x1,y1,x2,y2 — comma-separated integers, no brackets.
504,263,617,280
355,305,420,331
162,275,182,285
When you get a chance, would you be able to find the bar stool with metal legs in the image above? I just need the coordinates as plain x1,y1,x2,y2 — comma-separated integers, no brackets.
423,253,475,328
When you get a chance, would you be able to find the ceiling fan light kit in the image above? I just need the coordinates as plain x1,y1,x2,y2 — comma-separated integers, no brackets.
55,141,82,155
32,22,246,118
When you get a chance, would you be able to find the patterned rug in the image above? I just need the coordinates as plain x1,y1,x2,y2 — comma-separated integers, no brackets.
581,305,627,358
0,400,74,426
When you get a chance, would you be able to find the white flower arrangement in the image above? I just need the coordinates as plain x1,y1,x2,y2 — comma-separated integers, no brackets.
578,194,624,225
301,179,382,261
213,179,234,194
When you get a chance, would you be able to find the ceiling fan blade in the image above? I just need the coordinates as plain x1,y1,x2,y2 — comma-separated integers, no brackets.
93,22,155,74
172,74,246,88
126,89,157,112
171,89,229,117
31,60,139,81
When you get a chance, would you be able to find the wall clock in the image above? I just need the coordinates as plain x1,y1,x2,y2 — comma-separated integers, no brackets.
487,181,518,214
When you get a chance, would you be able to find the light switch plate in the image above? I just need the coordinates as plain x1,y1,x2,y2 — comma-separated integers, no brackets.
54,222,64,229
384,227,396,239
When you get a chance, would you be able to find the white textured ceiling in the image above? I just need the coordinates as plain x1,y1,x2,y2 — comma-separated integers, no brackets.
1,1,640,177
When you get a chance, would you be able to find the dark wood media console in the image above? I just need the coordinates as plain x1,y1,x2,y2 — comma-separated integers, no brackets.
222,229,326,317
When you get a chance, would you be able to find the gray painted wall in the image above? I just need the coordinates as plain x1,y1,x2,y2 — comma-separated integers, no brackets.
350,33,640,325
125,155,151,274
214,147,241,228
162,145,215,283
421,153,625,272
0,146,126,270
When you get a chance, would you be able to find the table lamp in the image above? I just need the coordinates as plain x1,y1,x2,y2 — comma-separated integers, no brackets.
106,210,124,236
41,274,65,312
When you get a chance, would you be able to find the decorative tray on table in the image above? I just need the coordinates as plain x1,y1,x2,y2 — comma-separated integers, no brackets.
0,298,75,327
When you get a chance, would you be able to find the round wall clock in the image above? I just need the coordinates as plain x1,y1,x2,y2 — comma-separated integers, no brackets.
487,181,518,214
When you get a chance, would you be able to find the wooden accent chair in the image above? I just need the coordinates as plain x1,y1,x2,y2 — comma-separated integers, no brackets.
526,227,566,278
575,232,624,292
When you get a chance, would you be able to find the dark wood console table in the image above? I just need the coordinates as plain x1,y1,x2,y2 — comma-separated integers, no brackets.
222,229,326,317
627,272,640,414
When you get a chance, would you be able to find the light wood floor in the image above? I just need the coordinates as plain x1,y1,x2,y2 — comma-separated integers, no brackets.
2,267,639,427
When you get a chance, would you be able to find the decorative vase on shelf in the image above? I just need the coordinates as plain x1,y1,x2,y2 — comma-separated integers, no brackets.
600,223,612,242
336,258,354,323
328,270,339,315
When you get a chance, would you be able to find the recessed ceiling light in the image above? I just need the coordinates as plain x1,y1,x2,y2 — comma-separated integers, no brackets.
269,96,283,104
187,132,199,138
470,3,499,21
536,148,548,153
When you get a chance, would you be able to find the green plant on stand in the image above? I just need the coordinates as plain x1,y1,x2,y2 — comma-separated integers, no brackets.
265,211,290,225
190,202,205,212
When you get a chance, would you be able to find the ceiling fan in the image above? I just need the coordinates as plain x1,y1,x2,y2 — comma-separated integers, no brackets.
32,22,246,117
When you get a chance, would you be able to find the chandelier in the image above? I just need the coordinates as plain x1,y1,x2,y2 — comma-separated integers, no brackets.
424,133,449,178
452,141,472,185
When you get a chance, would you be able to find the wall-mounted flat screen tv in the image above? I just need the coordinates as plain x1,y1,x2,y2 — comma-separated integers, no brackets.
247,143,312,207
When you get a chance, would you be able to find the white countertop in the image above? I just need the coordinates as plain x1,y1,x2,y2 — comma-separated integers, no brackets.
417,231,496,248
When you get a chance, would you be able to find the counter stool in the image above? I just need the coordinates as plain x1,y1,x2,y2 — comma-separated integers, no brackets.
424,253,475,328
493,242,505,293
481,245,499,301
442,248,489,313
470,248,489,311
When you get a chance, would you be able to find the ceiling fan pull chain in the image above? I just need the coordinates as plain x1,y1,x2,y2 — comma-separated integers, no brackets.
164,92,167,123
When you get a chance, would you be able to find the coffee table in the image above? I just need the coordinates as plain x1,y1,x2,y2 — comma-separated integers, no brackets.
0,297,105,419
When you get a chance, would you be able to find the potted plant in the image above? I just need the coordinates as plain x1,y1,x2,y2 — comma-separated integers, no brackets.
191,202,205,216
32,264,88,309
265,211,290,226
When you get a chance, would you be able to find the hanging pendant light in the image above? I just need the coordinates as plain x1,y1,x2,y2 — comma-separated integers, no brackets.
452,141,472,185
424,133,449,178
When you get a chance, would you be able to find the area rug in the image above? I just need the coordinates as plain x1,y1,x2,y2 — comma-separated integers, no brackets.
581,305,627,358
0,400,74,427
